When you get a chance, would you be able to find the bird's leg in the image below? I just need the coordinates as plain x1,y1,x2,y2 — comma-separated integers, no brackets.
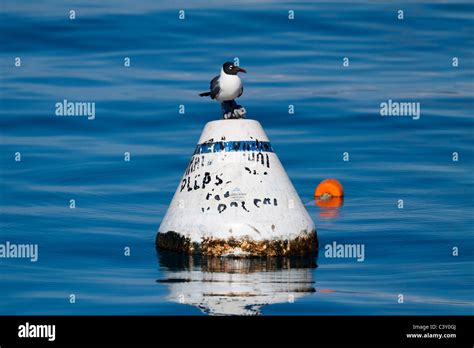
232,107,246,119
221,101,233,119
221,100,246,119
228,100,238,119
230,100,246,119
230,100,238,112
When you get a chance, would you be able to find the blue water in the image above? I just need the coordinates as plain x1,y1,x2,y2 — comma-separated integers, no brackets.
1,1,473,315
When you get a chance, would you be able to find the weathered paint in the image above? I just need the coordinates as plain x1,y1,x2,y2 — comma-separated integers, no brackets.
157,119,317,256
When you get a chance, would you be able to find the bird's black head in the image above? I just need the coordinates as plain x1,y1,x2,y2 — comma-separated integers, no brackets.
222,62,246,75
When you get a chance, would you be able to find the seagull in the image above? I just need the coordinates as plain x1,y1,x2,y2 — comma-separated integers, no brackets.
199,62,247,119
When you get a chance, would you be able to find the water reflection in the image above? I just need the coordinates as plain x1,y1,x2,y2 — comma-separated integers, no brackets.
315,196,344,219
156,250,318,315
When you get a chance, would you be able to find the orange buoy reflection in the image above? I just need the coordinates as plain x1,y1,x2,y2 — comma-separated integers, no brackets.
318,289,336,293
315,196,344,219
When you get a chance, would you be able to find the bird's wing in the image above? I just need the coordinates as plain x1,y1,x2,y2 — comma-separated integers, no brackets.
238,84,243,98
210,75,220,99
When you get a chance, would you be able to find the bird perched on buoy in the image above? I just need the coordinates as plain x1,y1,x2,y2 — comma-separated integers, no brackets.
199,62,247,119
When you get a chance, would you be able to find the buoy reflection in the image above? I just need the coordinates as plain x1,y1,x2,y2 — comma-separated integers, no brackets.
315,196,344,219
156,250,317,315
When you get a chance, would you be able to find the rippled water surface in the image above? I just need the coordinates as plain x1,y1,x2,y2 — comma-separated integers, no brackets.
1,1,473,315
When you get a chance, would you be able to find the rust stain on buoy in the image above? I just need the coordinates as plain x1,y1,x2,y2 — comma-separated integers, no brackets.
156,231,317,257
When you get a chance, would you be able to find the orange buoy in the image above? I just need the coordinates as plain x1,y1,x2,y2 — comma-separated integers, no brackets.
318,289,336,293
315,196,344,209
314,178,344,198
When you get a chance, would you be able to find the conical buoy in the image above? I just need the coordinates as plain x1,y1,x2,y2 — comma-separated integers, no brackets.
156,119,317,256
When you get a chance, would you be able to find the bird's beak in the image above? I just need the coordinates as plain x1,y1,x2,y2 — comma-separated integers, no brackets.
237,67,247,73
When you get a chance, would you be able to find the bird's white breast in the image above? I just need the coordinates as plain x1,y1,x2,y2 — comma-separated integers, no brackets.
217,68,242,101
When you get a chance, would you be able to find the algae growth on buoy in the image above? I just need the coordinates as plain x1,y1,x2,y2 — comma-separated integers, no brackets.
156,119,317,257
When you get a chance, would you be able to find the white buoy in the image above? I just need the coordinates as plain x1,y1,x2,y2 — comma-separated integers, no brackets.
157,119,317,256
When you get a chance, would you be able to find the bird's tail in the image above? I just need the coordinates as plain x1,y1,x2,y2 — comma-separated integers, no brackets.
199,91,211,97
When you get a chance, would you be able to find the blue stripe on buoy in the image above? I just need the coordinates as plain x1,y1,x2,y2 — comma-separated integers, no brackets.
193,140,274,155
